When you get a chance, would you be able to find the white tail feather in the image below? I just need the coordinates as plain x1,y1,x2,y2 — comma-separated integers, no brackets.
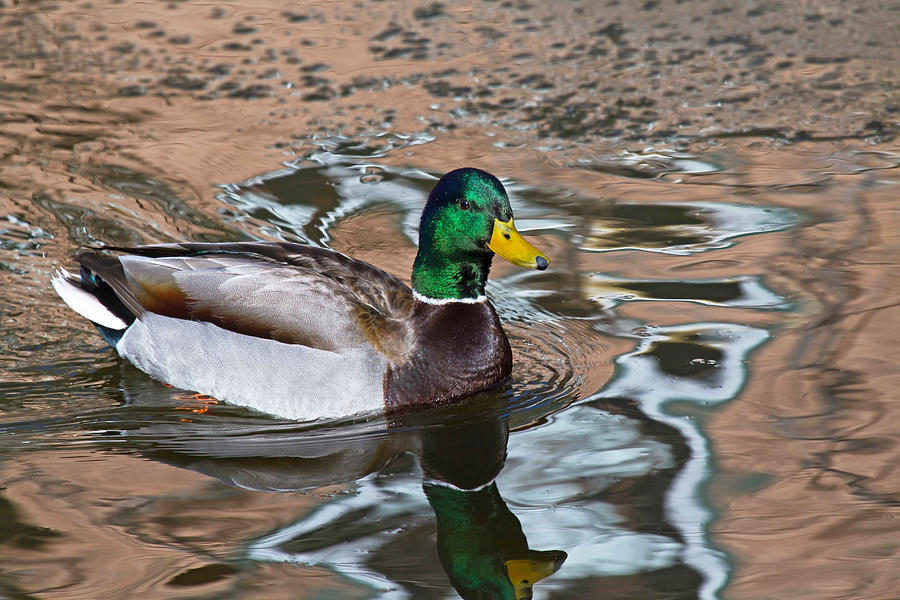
52,268,128,330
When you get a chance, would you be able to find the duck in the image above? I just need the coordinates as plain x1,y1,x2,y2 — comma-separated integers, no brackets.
52,167,549,420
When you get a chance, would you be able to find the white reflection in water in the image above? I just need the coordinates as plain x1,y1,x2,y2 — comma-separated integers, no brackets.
500,405,682,583
596,322,769,600
245,405,683,598
583,201,796,255
249,477,426,599
585,274,790,310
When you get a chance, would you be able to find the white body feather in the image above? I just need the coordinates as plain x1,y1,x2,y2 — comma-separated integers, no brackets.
117,312,387,421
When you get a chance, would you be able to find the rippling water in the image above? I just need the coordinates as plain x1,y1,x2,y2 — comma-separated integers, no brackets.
1,1,899,599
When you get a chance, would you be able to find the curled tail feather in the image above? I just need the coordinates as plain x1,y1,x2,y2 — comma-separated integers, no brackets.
52,263,137,346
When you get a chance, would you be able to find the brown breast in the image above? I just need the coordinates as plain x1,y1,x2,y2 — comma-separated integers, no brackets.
383,300,512,413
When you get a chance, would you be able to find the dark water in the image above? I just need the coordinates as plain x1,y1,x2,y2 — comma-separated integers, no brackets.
1,2,899,599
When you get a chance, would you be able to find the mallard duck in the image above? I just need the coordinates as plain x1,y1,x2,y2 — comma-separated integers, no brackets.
53,167,549,420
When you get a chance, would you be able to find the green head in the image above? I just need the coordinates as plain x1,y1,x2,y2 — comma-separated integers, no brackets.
412,168,549,301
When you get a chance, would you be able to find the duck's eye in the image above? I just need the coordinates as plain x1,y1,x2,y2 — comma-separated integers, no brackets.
458,198,470,210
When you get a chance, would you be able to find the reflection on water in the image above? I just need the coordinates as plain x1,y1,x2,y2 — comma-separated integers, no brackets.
0,154,791,598
597,323,769,599
238,412,567,600
2,0,900,598
584,274,789,310
579,201,796,255
2,139,898,598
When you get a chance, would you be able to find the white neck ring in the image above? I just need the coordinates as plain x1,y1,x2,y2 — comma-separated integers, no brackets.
413,290,488,305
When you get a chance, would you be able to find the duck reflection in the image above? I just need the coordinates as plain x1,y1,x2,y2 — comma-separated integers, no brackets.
415,414,567,600
425,483,566,600
119,383,566,600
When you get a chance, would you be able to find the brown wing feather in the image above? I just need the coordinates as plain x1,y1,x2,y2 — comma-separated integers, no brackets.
93,242,414,354
110,242,411,313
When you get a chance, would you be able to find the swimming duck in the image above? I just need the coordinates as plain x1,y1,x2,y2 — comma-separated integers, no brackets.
53,167,549,420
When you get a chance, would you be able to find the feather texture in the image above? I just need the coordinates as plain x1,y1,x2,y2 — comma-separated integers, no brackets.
53,164,550,420
118,312,387,420
109,242,415,353
52,269,128,330
56,241,514,419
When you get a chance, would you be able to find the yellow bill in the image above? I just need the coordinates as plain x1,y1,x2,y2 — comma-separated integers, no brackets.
487,218,549,270
505,557,561,599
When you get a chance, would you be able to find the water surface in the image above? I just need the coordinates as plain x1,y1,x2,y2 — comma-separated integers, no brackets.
1,1,899,599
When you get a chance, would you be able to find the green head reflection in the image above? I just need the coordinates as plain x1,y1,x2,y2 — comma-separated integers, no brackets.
424,482,566,600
